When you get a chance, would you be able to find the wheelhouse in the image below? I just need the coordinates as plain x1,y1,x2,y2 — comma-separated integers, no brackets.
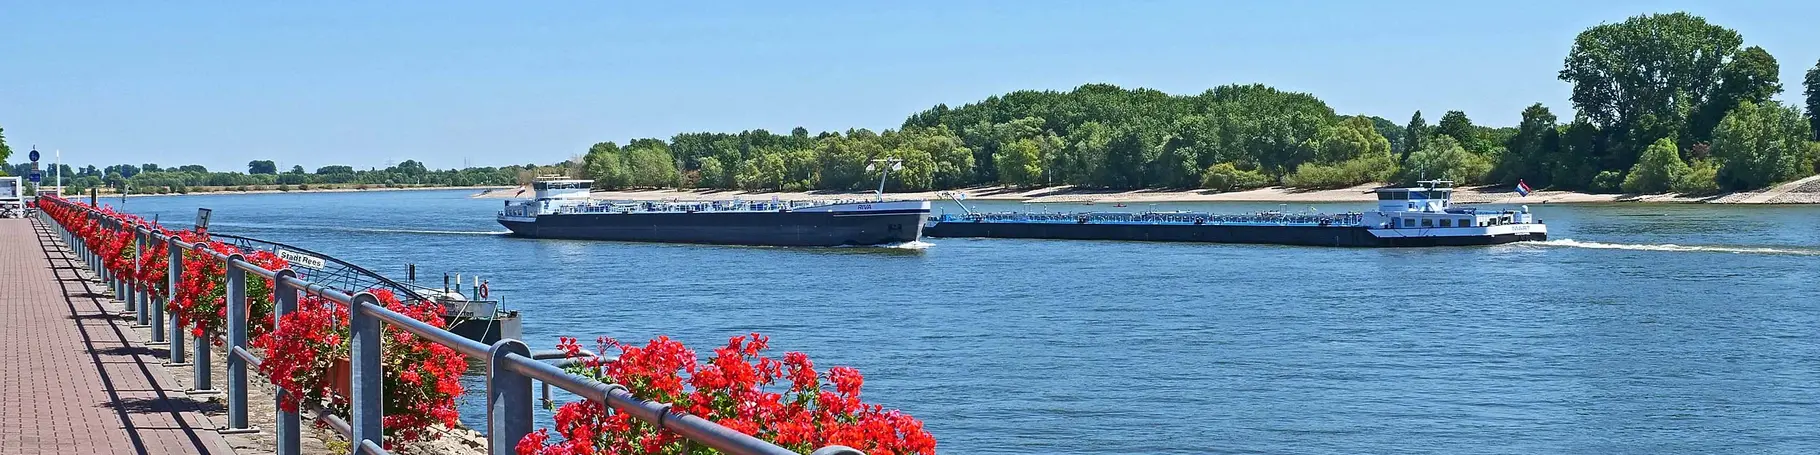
1373,183,1453,213
530,178,592,200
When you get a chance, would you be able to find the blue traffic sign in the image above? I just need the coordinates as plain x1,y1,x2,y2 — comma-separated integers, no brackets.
28,149,40,162
28,170,42,183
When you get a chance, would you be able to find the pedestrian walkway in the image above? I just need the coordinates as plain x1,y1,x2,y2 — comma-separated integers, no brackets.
0,217,238,455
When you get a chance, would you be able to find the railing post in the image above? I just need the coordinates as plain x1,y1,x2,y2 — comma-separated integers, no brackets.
85,214,97,276
349,292,385,451
191,253,217,393
119,223,133,315
150,234,168,344
487,339,533,455
133,227,149,327
273,271,301,455
106,219,118,296
166,239,186,363
224,254,251,431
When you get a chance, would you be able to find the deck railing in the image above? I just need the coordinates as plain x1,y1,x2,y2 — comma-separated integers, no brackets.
36,196,859,455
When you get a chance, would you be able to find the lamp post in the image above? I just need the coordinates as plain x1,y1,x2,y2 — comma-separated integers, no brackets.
866,158,903,202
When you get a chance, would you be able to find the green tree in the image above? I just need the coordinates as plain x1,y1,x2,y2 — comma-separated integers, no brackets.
1710,100,1818,190
392,159,428,177
1053,121,1110,185
899,126,975,189
813,129,881,190
289,165,306,174
1369,116,1407,157
1559,13,1753,160
1402,135,1491,184
1435,111,1475,146
1691,46,1783,144
623,141,680,187
1806,59,1820,140
316,165,354,175
696,156,725,189
996,138,1044,187
1403,111,1426,160
1497,104,1561,185
1620,138,1690,193
582,141,630,189
248,160,277,174
1308,116,1391,163
0,125,12,169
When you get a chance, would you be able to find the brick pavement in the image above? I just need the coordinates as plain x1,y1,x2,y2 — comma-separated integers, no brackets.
0,217,238,455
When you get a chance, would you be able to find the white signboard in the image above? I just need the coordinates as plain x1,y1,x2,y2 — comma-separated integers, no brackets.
0,177,19,198
276,249,327,270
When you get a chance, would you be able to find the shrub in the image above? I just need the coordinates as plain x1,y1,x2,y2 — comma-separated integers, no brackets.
1199,163,1273,192
1283,154,1398,189
1621,138,1689,193
1590,170,1625,193
1672,160,1722,195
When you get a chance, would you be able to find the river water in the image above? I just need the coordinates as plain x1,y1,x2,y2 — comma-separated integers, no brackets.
110,190,1820,454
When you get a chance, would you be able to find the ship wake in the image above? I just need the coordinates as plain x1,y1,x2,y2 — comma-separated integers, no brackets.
833,240,934,250
1534,239,1820,256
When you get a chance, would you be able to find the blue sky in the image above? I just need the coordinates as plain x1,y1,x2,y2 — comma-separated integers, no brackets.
3,1,1817,172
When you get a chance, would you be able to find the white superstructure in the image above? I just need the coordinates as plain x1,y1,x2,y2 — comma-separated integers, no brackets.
1360,180,1546,240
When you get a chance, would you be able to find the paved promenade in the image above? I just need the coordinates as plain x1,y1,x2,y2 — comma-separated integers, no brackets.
0,217,237,454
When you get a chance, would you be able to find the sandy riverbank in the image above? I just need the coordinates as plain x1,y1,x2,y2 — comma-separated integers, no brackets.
470,179,1820,204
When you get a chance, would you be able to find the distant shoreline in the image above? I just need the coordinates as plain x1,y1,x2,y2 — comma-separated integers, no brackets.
72,185,515,199
469,181,1820,205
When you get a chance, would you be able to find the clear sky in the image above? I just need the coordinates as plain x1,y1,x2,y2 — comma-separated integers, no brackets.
3,1,1817,172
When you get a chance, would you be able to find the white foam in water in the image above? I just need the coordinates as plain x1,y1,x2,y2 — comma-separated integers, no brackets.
1534,239,1820,256
835,240,934,250
887,240,935,250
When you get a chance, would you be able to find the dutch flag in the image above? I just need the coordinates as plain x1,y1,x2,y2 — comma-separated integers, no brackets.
1515,179,1533,197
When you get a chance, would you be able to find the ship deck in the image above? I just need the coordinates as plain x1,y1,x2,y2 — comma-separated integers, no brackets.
932,212,1365,227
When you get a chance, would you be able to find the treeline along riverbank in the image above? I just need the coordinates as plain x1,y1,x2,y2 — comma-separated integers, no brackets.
9,12,1820,202
566,12,1820,197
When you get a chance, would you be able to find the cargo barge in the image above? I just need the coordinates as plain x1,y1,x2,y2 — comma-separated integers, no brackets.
498,178,929,247
924,181,1546,247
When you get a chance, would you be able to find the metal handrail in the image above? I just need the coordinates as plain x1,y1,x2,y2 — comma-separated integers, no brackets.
37,195,844,455
207,232,431,302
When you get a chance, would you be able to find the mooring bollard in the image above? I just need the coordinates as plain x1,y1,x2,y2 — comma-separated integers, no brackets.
224,254,251,431
273,271,301,455
349,292,385,449
488,339,533,455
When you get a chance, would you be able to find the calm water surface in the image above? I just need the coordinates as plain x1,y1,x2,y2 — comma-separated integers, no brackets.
112,190,1820,454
